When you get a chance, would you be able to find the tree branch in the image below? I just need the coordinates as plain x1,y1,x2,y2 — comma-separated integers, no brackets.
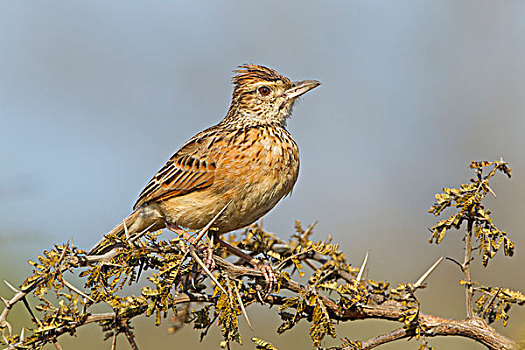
359,328,409,350
216,257,516,349
1,202,521,350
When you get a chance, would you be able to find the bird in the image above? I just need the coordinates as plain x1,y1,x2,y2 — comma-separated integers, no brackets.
89,64,321,290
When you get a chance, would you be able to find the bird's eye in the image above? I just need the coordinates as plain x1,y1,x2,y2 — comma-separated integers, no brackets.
258,86,271,96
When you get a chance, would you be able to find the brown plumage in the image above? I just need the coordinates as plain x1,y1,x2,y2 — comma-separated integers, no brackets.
89,65,321,270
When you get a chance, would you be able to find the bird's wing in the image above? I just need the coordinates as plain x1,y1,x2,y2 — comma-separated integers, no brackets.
133,127,225,209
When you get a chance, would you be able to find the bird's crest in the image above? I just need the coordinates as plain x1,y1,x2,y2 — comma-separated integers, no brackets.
232,64,291,87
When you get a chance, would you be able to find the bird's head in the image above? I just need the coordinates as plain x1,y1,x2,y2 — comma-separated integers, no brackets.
224,64,321,126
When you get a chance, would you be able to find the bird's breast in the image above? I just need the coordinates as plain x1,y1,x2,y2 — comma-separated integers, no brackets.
159,126,300,233
217,126,299,193
214,126,299,230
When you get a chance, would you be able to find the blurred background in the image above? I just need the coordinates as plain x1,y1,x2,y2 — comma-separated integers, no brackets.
1,1,524,349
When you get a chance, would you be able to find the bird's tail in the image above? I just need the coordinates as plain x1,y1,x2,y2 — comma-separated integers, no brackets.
88,208,143,255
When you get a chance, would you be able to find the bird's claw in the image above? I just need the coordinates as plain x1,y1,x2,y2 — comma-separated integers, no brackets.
251,259,276,297
202,246,215,272
166,222,215,272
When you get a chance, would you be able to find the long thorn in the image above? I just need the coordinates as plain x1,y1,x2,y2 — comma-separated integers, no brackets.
233,284,253,330
414,256,444,288
303,259,317,271
21,297,42,327
129,223,156,244
20,327,25,342
82,298,88,314
0,297,9,307
276,247,314,270
3,281,19,294
487,185,497,198
3,320,13,339
356,251,369,282
482,288,501,319
188,246,227,294
63,279,95,302
1,328,6,345
123,219,130,242
301,221,318,240
194,201,232,243
56,242,69,266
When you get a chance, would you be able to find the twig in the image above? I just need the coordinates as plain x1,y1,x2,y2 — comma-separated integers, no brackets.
446,256,463,268
464,219,474,318
123,326,139,350
53,339,63,350
111,333,117,350
111,323,118,350
359,327,408,349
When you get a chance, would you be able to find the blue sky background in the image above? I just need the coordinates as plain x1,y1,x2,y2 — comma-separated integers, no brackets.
1,1,524,349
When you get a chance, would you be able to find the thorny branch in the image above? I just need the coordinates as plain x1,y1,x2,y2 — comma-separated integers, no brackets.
2,249,518,350
1,160,523,350
428,159,521,328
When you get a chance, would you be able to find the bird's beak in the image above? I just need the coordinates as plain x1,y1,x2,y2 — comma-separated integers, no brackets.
284,80,322,100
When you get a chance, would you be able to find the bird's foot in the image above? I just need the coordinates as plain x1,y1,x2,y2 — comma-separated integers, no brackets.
201,246,216,272
166,222,215,272
214,237,276,298
250,258,276,297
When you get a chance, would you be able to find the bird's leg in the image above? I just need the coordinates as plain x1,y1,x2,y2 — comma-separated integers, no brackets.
165,222,215,272
216,237,276,295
